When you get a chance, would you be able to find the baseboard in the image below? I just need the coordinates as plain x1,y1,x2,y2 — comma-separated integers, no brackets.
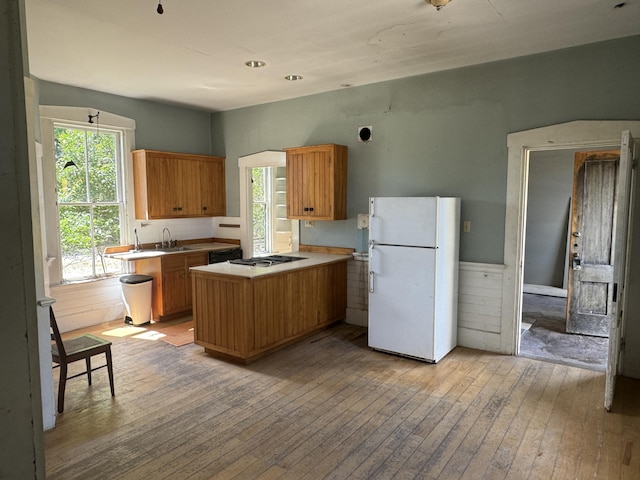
523,284,567,298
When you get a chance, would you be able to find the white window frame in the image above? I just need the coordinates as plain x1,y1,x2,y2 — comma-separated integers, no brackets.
40,106,136,285
238,151,299,257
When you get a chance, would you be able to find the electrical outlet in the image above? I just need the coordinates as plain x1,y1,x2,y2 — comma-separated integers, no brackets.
304,220,315,228
463,220,471,233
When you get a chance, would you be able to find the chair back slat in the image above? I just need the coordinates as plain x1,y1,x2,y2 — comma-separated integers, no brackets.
49,306,66,358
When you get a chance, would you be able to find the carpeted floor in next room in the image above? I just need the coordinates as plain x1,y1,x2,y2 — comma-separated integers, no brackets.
520,293,608,371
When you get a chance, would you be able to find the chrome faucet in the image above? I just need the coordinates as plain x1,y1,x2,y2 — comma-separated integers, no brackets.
162,227,172,248
133,228,141,251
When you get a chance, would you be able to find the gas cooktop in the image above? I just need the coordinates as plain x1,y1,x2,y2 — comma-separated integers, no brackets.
229,255,307,267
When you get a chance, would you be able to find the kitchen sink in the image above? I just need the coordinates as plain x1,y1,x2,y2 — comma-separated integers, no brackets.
229,255,306,266
154,246,193,252
128,246,193,254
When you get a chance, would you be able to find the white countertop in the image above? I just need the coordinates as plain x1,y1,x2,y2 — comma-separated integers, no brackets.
190,252,351,279
105,242,240,261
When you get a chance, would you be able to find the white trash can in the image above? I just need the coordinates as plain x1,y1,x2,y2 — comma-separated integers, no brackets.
119,274,153,325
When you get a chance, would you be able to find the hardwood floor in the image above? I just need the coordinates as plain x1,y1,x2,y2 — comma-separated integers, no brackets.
45,320,640,479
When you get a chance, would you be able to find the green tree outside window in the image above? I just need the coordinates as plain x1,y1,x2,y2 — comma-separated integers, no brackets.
55,126,124,281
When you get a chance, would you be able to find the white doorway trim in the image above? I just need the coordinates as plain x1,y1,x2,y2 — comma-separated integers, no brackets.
238,150,299,257
503,120,640,355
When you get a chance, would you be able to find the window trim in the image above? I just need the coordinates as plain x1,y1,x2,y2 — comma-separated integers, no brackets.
40,106,136,285
238,151,299,257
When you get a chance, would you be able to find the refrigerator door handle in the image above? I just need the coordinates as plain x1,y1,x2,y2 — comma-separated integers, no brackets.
368,242,374,293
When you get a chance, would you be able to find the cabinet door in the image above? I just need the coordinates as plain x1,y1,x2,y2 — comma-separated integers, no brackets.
145,154,178,218
178,158,202,216
162,268,187,314
185,252,208,309
316,262,347,325
199,157,226,216
286,150,306,218
285,144,347,220
307,149,333,218
286,149,328,218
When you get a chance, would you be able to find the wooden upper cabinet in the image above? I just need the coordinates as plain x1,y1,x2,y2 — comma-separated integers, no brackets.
284,144,348,220
199,157,226,216
132,150,226,219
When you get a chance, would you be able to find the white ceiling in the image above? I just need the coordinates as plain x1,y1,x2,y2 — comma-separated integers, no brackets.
25,0,640,112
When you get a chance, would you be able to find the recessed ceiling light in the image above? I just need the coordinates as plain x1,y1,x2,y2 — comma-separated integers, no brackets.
284,75,303,81
245,60,266,68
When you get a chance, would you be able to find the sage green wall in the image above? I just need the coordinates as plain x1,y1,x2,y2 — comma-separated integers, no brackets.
211,35,640,264
524,151,573,288
38,80,213,155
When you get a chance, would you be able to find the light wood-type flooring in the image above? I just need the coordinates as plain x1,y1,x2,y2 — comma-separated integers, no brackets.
45,319,640,479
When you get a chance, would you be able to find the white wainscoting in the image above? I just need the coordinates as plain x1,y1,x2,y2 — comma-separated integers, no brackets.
49,258,508,354
457,261,505,352
50,277,124,333
346,257,507,354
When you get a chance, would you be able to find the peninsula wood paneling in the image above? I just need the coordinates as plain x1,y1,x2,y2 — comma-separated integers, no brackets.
192,259,349,363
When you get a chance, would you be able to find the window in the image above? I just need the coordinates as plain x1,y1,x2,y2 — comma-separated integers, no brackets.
251,166,291,255
251,167,270,254
40,107,135,286
238,151,297,257
54,124,125,281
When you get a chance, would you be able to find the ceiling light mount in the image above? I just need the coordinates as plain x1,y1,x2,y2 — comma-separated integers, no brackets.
156,2,164,14
425,0,452,10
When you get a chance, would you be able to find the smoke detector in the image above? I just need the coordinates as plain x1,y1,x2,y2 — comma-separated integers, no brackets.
425,0,452,10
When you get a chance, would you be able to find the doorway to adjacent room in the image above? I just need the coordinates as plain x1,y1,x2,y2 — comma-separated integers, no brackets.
520,148,615,371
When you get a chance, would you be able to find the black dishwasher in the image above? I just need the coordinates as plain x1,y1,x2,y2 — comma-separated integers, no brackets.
208,248,242,264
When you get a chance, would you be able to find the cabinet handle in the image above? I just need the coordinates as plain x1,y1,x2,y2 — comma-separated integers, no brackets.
202,206,208,211
304,207,309,212
309,207,314,212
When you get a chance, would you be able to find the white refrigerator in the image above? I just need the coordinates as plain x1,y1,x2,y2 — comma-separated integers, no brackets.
368,196,460,363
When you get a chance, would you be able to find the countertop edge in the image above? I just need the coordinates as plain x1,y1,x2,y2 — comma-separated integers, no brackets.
190,252,351,279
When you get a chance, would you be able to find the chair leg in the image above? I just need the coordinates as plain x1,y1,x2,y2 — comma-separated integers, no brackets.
58,363,67,413
106,347,115,397
86,357,92,385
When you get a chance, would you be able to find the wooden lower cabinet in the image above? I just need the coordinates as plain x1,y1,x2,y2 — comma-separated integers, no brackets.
135,251,208,320
192,260,348,363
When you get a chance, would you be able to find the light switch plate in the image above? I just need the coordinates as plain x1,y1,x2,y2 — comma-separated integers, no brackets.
357,213,369,229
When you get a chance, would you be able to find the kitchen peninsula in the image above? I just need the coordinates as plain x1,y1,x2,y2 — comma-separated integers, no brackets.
190,246,352,363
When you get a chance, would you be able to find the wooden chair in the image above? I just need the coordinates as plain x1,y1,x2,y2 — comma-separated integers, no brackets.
50,307,115,413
